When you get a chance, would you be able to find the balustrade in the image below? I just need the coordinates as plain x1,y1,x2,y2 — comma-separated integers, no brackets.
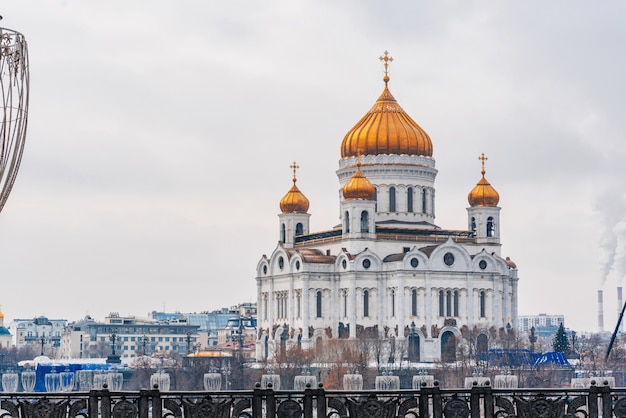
0,383,620,418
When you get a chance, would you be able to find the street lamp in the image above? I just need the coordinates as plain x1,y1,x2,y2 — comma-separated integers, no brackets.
505,322,512,349
40,336,45,356
529,326,537,353
409,321,418,362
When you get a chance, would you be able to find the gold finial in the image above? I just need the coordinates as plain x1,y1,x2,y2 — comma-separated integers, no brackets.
379,50,393,85
478,153,488,176
290,161,300,184
356,153,362,168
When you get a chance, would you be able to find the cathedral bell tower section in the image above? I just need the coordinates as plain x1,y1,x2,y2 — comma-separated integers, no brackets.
467,154,501,246
340,157,376,239
278,162,310,248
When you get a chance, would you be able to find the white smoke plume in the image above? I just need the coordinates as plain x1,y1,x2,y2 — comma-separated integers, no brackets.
595,190,626,287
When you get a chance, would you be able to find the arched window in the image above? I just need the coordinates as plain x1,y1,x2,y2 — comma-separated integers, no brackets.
316,291,322,318
453,290,459,317
487,217,495,237
391,289,396,317
407,187,413,212
361,211,369,233
480,291,486,318
446,290,452,317
438,290,444,316
389,186,396,212
363,290,369,317
411,289,418,316
471,217,476,234
441,331,457,362
344,211,350,233
477,334,488,354
281,223,286,243
295,222,303,235
422,189,427,213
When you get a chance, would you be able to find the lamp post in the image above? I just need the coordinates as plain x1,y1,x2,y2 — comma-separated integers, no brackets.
142,335,148,356
409,321,418,362
40,336,45,356
529,326,537,353
506,322,512,349
110,332,117,356
107,331,121,364
280,323,288,355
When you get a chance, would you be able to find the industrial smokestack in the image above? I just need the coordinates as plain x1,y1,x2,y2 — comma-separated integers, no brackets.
619,287,624,332
598,289,605,332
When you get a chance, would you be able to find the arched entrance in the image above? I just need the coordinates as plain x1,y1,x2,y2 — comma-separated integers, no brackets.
408,333,420,362
441,331,456,362
477,334,488,354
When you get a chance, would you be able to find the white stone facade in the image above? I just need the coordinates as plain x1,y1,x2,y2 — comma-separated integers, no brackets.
255,83,519,363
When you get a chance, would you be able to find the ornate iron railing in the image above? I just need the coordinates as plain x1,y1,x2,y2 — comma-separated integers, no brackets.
0,383,624,418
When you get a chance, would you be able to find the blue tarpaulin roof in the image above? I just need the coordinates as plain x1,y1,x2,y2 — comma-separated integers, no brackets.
478,349,571,369
479,349,539,367
533,352,571,368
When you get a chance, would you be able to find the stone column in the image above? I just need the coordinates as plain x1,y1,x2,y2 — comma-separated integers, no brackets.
349,273,357,338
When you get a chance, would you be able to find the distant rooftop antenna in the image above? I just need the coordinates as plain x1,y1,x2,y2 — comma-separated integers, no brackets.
0,19,29,214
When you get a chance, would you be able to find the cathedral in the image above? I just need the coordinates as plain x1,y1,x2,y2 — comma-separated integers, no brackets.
255,52,519,363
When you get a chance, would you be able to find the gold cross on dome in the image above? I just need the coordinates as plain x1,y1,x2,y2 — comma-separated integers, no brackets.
478,153,488,175
379,50,393,84
290,161,300,182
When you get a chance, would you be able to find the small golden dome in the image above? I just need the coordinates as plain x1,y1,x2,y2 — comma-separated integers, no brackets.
342,158,376,200
468,154,500,207
280,162,310,213
340,51,433,159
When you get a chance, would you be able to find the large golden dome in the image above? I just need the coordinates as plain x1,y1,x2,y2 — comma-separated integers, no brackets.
280,163,310,213
468,154,499,207
340,52,433,158
342,158,376,200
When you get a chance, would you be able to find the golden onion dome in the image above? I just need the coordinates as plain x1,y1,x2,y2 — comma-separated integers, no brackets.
468,154,500,207
342,158,376,200
280,162,310,213
340,51,433,159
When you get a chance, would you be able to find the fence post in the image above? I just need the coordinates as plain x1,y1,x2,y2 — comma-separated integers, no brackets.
252,384,263,418
88,390,99,418
470,384,480,418
432,383,442,418
588,385,599,418
151,387,162,418
419,385,432,418
101,388,111,418
316,383,327,418
138,390,150,418
266,386,276,418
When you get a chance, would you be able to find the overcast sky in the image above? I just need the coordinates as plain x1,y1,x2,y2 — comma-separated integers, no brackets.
0,1,625,332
